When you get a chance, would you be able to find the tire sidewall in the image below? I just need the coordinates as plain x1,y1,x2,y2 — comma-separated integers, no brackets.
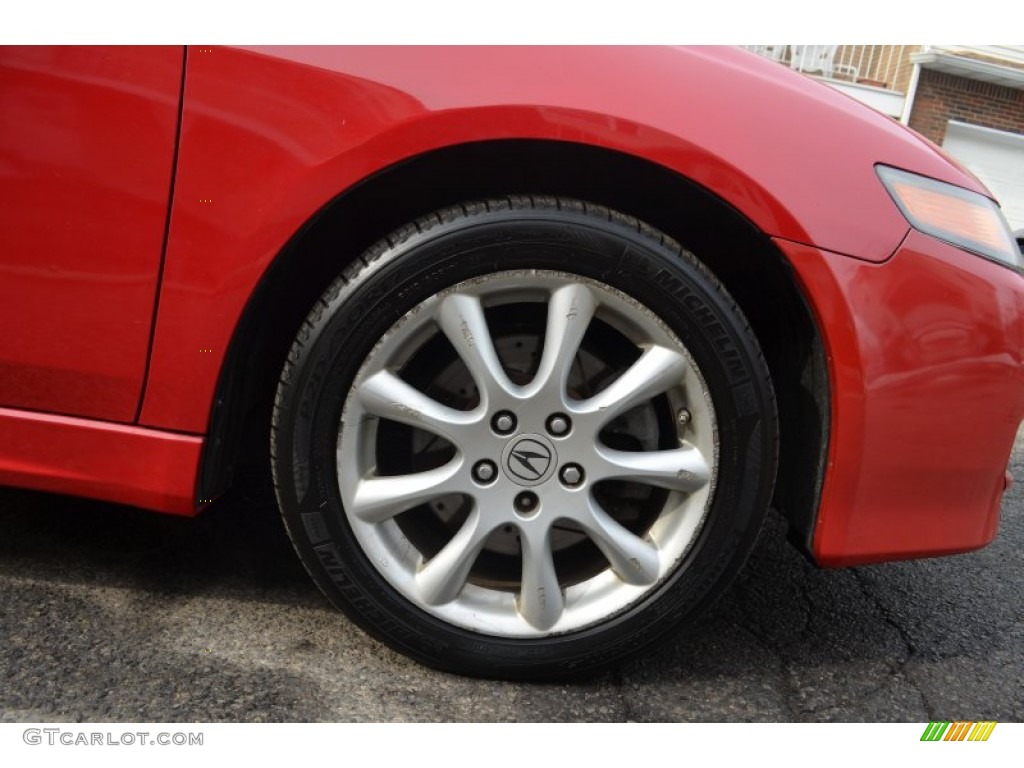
273,206,776,679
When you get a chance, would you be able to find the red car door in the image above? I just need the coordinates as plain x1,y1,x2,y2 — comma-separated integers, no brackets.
0,46,183,422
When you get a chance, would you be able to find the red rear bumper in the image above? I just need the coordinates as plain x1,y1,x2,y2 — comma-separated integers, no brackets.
779,231,1024,566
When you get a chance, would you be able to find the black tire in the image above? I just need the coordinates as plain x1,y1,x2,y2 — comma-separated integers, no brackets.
271,196,778,680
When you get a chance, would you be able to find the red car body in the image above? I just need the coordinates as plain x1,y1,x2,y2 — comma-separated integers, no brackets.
1,45,1022,569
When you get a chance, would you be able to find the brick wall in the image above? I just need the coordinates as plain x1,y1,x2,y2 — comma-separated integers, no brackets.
908,69,1024,144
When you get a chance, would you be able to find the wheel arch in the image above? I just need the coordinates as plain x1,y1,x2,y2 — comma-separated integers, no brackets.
197,139,829,554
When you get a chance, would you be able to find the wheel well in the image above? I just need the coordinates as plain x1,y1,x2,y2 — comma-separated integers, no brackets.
199,139,828,553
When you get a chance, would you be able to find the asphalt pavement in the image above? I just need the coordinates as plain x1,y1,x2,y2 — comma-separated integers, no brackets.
1,427,1021,722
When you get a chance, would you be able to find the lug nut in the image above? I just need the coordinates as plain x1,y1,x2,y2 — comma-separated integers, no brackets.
492,411,517,435
472,460,497,484
546,413,571,436
514,491,539,514
677,408,692,427
560,464,584,487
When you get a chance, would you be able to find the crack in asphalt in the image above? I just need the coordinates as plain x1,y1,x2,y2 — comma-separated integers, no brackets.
849,568,934,720
611,666,635,722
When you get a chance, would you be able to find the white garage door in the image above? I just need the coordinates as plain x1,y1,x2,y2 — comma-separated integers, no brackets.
943,121,1024,231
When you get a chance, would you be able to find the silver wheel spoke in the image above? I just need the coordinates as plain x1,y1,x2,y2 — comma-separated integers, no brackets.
416,505,493,605
357,369,476,439
579,497,660,586
350,461,462,523
437,293,515,400
531,283,598,392
577,345,688,423
518,527,564,630
593,445,711,493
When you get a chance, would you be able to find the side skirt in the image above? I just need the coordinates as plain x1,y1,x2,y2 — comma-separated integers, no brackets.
0,407,202,516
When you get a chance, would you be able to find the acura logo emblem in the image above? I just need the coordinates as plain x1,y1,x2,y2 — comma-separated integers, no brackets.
502,435,557,487
510,444,550,480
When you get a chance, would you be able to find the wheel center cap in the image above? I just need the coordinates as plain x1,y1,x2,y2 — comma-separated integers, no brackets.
501,434,557,487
